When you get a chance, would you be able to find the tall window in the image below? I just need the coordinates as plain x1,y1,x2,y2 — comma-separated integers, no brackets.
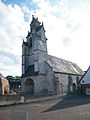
76,76,79,85
68,75,73,85
30,38,32,47
24,48,26,54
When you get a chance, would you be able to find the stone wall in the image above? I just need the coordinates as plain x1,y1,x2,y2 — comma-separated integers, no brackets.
54,73,82,95
0,94,20,101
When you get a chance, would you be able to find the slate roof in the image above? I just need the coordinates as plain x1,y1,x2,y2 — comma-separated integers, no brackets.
47,55,84,75
80,66,90,84
0,73,4,78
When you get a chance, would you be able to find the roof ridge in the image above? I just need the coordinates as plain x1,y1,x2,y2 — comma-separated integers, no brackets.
80,66,90,82
0,73,4,78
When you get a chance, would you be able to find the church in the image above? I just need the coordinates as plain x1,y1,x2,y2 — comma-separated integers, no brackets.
21,15,84,95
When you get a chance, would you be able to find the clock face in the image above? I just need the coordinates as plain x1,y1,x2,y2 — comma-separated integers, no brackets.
39,41,43,46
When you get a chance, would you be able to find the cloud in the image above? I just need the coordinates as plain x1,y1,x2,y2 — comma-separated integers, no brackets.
0,1,29,76
63,37,71,47
31,0,90,71
1,0,90,76
0,49,19,65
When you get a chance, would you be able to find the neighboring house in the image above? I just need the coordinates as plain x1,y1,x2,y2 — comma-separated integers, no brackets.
21,15,84,96
80,66,90,95
0,73,10,95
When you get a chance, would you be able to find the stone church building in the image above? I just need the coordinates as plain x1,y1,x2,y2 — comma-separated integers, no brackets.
21,15,84,95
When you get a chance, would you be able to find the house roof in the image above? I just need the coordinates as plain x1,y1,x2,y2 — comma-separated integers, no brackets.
47,55,84,75
0,73,4,78
80,66,90,84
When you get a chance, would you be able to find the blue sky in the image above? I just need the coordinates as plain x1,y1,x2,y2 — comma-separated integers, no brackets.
2,0,36,8
0,0,90,76
2,0,37,22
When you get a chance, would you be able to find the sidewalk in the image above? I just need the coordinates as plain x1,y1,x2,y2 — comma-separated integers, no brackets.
0,95,62,107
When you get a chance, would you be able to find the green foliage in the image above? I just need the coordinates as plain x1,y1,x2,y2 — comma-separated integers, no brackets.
6,75,21,81
6,75,13,80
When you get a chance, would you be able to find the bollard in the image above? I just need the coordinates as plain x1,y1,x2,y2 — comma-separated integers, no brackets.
21,96,25,103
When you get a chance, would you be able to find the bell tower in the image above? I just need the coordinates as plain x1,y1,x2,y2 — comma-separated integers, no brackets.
22,15,48,77
21,15,56,95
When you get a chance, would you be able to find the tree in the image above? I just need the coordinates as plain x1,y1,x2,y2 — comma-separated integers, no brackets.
6,75,13,81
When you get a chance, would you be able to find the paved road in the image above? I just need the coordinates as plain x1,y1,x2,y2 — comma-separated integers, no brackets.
0,96,90,120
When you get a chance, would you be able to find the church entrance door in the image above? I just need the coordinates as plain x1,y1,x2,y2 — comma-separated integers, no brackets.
25,78,34,94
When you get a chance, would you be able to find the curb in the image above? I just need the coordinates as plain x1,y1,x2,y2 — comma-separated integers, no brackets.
0,95,63,107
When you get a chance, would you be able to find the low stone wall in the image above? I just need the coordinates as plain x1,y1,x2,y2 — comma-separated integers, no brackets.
0,94,60,101
0,94,21,101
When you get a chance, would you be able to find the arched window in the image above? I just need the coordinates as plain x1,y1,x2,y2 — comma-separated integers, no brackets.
25,78,34,94
76,76,79,85
68,75,73,85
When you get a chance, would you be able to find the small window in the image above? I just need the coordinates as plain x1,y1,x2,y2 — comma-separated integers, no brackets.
82,80,85,83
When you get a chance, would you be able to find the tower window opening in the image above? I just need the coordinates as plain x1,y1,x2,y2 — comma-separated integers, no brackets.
30,38,32,47
24,48,26,54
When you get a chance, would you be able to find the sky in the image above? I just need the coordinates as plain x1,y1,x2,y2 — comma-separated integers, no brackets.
0,0,90,77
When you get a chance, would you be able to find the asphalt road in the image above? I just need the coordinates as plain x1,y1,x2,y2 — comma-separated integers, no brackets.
0,95,90,120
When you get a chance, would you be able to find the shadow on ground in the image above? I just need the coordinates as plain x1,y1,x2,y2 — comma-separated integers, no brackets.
43,95,90,113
